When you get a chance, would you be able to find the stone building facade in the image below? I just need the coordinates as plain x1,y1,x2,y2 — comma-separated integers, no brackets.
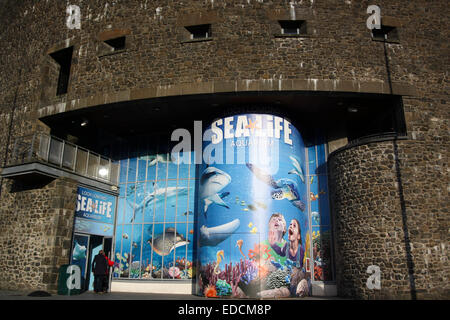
0,0,448,298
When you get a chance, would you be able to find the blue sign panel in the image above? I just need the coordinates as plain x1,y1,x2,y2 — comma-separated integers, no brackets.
75,187,116,236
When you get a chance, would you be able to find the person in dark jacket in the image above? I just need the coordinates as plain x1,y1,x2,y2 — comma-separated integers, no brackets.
92,250,107,294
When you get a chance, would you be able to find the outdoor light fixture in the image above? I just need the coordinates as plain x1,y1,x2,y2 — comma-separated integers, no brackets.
347,107,359,113
98,168,109,177
80,119,89,127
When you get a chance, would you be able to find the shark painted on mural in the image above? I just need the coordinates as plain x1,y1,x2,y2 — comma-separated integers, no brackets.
199,166,231,216
128,183,188,222
199,219,241,247
138,154,172,166
288,155,305,183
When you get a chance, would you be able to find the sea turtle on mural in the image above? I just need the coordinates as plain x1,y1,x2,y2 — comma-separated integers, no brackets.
246,163,306,212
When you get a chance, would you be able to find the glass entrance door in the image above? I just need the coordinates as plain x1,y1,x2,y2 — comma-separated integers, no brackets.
70,233,90,291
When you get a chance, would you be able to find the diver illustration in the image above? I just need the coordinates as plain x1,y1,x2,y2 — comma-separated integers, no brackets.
199,218,241,247
147,227,190,256
199,166,231,215
246,163,306,211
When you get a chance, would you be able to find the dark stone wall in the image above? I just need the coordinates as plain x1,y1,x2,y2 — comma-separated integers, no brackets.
0,0,448,297
0,177,77,293
329,140,449,299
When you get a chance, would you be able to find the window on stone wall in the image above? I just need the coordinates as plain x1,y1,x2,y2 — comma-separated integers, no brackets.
185,24,211,40
104,36,126,51
372,25,399,43
279,20,307,35
346,98,406,142
49,46,73,96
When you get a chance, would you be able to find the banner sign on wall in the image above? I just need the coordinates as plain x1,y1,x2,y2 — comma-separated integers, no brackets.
196,113,311,299
74,187,116,236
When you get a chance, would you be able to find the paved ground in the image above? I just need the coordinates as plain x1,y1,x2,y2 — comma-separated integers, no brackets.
0,289,339,300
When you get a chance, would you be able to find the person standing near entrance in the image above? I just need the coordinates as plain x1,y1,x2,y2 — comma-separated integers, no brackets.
92,250,107,294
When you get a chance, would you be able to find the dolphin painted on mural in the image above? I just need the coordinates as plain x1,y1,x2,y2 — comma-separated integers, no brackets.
199,166,231,215
128,183,188,222
288,155,305,183
199,219,241,247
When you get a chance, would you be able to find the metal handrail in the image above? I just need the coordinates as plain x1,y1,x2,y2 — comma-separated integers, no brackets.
5,132,119,185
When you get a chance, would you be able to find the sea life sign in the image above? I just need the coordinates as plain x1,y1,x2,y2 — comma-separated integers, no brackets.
74,186,116,236
197,113,311,298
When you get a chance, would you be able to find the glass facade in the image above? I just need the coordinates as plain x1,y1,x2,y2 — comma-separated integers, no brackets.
307,135,334,282
112,130,334,284
113,136,196,280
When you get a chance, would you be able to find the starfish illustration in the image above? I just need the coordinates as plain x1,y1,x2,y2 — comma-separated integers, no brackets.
245,119,260,132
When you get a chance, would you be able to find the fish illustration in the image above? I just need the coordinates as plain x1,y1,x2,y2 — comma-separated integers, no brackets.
288,156,305,183
132,242,138,248
247,204,258,211
311,211,320,225
183,211,193,216
199,219,241,247
189,229,194,234
128,182,189,222
248,222,253,228
72,242,86,261
199,166,231,215
123,233,129,239
255,201,267,210
147,228,190,256
310,192,319,201
240,201,246,206
236,239,246,259
310,176,314,185
242,208,249,212
235,196,240,204
250,227,258,234
246,163,306,212
103,226,111,232
139,154,172,166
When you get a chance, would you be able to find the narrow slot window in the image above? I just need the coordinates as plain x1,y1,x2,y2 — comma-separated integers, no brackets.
185,24,211,40
279,20,307,35
372,25,399,42
104,36,126,51
50,46,73,96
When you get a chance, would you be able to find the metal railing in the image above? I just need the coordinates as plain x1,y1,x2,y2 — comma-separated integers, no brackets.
6,132,119,185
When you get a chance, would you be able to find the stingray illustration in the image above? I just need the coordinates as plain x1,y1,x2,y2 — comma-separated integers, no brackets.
246,163,306,212
288,155,305,183
199,166,231,215
199,219,241,247
128,183,188,222
147,228,190,256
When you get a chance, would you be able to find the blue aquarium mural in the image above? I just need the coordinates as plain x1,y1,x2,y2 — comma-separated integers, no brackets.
111,119,334,293
196,114,312,298
113,136,195,280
